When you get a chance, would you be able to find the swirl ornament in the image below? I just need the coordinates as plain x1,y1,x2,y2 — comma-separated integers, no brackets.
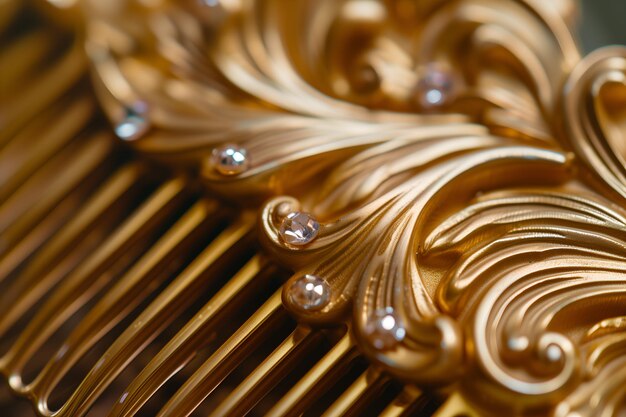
76,0,626,415
429,189,626,410
561,47,626,202
261,145,570,386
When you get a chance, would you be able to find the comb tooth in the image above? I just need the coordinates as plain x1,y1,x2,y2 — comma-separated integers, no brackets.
0,177,189,389
26,199,220,410
378,386,428,417
110,255,273,417
0,30,55,96
56,216,255,417
0,40,85,147
266,334,357,417
0,133,113,249
320,368,389,417
0,94,96,201
157,291,285,417
0,101,102,280
0,163,144,326
0,188,85,290
207,326,321,417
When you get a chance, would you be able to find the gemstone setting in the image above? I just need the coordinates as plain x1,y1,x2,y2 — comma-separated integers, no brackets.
365,307,406,350
287,274,330,311
114,106,149,141
210,144,249,176
414,65,457,109
279,212,320,246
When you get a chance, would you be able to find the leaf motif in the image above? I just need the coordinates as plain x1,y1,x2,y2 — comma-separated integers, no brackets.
81,0,626,414
425,189,626,410
261,145,569,384
561,47,626,203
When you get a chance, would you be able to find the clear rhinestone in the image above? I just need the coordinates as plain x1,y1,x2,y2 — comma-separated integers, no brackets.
115,109,149,141
507,335,529,352
288,274,330,311
366,307,406,350
545,344,562,362
414,65,457,109
210,144,249,176
279,212,320,246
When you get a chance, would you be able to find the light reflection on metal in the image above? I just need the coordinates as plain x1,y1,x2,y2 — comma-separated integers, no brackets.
0,0,625,416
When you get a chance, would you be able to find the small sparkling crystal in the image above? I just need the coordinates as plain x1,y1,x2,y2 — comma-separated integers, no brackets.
211,144,249,175
545,344,562,362
507,335,529,352
414,65,457,109
366,307,406,350
115,109,149,141
288,274,330,311
279,212,320,246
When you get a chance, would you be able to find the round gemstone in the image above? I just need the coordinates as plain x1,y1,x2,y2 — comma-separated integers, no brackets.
414,65,457,109
279,212,320,246
288,274,330,311
545,344,562,362
211,144,249,176
115,109,149,141
507,335,529,352
365,307,406,350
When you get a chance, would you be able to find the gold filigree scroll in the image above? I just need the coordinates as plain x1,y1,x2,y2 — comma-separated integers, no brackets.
85,0,626,414
261,145,570,386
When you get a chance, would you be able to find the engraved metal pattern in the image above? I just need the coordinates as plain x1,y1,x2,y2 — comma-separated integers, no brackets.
1,0,626,416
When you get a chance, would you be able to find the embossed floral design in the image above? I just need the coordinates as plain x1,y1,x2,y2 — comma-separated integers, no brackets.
86,0,626,414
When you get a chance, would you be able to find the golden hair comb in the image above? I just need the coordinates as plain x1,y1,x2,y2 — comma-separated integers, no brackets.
1,0,626,416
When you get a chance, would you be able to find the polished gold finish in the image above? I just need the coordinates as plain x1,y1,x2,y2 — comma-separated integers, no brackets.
266,334,358,417
110,254,272,417
2,0,626,416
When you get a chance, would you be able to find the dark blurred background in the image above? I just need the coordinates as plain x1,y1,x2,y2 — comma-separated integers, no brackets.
581,0,626,51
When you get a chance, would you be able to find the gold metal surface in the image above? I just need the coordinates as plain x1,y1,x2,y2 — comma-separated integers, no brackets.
1,0,626,416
